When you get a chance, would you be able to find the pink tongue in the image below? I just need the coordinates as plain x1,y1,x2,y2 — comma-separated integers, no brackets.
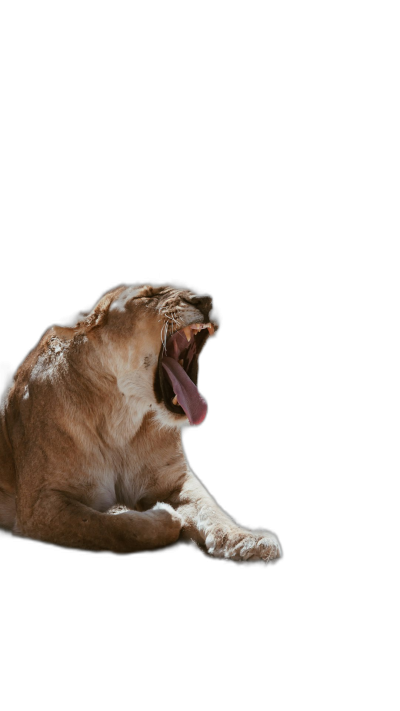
162,356,207,425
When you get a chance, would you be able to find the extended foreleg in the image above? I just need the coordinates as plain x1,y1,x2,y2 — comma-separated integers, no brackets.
168,473,281,562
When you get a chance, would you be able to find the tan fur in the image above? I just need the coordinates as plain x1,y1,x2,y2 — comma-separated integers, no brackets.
0,284,280,560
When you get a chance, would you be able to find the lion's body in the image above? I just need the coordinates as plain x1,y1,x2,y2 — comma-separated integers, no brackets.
0,284,280,560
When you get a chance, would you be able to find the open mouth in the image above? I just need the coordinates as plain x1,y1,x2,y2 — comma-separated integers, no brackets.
154,322,216,425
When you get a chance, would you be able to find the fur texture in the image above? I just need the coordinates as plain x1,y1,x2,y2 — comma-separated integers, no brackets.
0,284,280,561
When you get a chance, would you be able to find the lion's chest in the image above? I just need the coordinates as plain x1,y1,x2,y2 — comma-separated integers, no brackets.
84,409,185,513
83,432,151,508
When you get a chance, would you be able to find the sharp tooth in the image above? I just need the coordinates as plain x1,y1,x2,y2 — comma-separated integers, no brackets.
172,395,179,405
179,359,184,366
183,326,192,341
207,324,214,335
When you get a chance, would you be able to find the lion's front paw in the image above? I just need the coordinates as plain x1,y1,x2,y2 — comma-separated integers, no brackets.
205,528,281,562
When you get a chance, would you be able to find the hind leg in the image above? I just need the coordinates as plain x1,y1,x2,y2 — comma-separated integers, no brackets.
0,488,16,530
17,490,181,552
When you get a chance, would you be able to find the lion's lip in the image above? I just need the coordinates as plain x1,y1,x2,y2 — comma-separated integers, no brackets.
155,322,216,424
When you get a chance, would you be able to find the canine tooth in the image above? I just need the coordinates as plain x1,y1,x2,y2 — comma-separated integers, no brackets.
179,359,184,366
172,395,179,405
183,326,192,341
207,324,214,335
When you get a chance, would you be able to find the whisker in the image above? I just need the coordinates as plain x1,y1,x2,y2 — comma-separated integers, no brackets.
160,322,169,354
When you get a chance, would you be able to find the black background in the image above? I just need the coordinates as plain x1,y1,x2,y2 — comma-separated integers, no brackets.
0,86,324,654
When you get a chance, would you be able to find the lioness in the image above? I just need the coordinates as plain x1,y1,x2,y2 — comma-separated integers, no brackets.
0,284,281,561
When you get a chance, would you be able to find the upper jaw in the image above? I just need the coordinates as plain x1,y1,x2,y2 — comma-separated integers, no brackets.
180,322,215,342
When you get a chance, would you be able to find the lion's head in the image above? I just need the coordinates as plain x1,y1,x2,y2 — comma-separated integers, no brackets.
72,284,217,428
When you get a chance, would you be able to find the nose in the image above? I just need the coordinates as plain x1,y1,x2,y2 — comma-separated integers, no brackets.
187,294,213,319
